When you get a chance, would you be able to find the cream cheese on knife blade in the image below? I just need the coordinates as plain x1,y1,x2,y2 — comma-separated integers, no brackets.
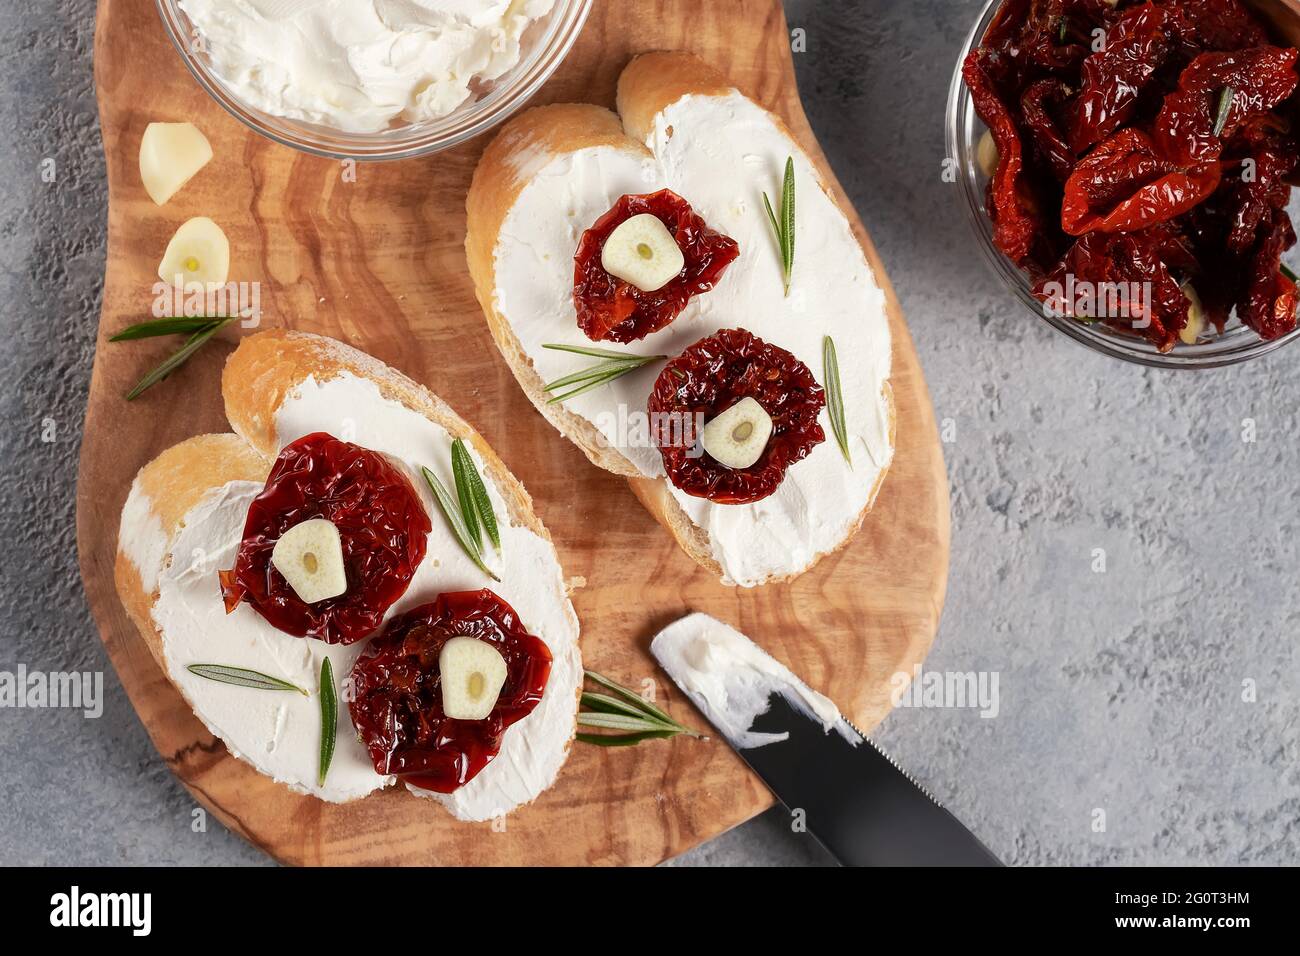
650,612,858,749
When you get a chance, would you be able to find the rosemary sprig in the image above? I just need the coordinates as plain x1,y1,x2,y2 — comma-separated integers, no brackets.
186,664,307,695
1282,262,1298,283
1213,86,1234,137
110,316,226,340
541,343,667,404
823,335,852,465
122,315,236,400
762,156,796,296
576,670,705,747
421,463,500,582
318,658,336,787
451,438,500,553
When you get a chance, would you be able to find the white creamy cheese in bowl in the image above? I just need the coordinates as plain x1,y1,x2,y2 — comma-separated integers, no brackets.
160,0,591,156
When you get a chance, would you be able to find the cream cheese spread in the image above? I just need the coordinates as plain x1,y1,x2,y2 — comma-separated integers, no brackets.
178,0,557,133
492,90,894,585
120,371,581,817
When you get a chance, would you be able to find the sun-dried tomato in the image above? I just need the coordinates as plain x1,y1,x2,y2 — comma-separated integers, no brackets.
648,328,825,505
219,432,430,645
963,48,1040,266
1034,225,1195,351
348,590,552,793
1165,0,1269,55
966,0,1300,348
1022,79,1076,182
1240,209,1299,339
1069,3,1172,154
1153,46,1298,163
1061,129,1222,235
573,189,738,343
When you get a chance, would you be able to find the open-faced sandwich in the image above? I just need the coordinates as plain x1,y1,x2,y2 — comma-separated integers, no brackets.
466,52,897,587
114,330,581,820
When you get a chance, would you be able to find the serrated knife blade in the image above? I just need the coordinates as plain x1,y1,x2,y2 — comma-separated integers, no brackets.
651,613,1001,867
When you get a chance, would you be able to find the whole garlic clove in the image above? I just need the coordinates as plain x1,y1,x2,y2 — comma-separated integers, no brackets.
139,122,214,206
701,397,774,470
158,216,230,289
270,518,348,604
976,129,999,179
1179,282,1205,346
600,213,685,292
439,637,508,721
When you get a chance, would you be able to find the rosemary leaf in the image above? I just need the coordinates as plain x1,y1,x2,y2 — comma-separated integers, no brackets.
581,690,677,726
543,343,647,360
1282,262,1298,283
450,440,482,551
577,711,680,733
781,155,796,285
125,316,236,400
453,438,500,553
186,664,307,695
762,157,797,295
543,359,636,392
576,730,679,747
421,465,500,582
762,191,782,251
110,316,229,341
318,657,337,787
584,669,678,726
823,335,852,465
575,669,706,746
541,345,666,404
1213,86,1234,137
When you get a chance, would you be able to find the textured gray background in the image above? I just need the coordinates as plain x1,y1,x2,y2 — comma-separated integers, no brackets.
1,0,1295,867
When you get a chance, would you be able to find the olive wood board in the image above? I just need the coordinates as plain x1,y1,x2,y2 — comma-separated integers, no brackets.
77,0,951,866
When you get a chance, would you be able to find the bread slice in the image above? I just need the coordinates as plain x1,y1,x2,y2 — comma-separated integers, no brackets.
466,52,897,586
114,329,581,817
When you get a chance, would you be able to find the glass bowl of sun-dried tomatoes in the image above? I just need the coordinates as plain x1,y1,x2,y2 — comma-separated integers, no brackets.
947,0,1300,368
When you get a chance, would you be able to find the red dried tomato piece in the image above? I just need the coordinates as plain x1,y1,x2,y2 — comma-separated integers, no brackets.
1061,129,1221,235
219,432,430,645
348,590,552,793
1154,46,1299,164
1222,143,1297,253
1239,209,1299,339
1164,0,1270,55
648,328,825,505
573,189,738,343
1034,225,1196,350
1022,78,1076,182
963,47,1040,265
1068,3,1172,155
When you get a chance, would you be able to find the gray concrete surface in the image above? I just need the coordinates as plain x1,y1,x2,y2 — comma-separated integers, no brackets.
0,0,1295,867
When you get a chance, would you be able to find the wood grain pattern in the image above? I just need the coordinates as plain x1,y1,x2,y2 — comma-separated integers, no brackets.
77,0,950,865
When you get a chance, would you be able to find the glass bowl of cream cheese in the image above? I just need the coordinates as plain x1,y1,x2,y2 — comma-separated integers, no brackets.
156,0,593,160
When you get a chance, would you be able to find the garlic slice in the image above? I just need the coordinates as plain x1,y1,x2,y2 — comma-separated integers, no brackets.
701,397,774,470
270,518,347,604
139,122,213,206
158,216,230,289
440,637,508,720
600,213,685,292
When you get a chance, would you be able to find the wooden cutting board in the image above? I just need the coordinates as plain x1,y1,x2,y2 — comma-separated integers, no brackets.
78,0,950,865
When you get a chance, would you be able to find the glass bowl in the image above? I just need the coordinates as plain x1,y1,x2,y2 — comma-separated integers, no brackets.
155,0,593,162
946,0,1300,369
